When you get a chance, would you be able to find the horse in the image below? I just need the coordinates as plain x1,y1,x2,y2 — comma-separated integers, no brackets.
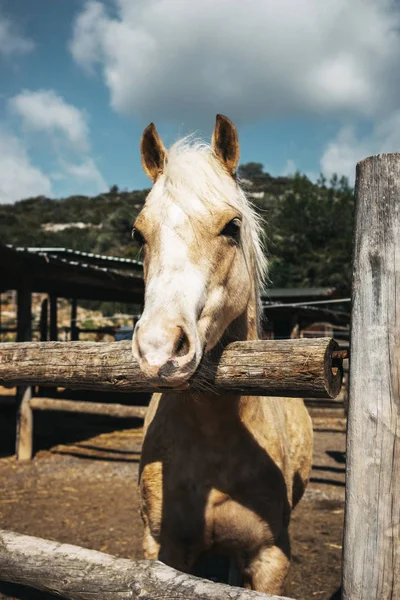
131,114,313,595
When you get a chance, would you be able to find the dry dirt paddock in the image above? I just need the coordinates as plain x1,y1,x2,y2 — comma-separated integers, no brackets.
0,395,345,600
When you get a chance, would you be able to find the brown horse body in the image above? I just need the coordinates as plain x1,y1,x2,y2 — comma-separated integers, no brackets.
133,115,313,594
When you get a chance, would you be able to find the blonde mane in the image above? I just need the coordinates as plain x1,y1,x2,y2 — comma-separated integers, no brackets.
159,135,268,319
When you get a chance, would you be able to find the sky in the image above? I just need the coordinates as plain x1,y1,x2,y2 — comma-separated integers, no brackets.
1,0,400,203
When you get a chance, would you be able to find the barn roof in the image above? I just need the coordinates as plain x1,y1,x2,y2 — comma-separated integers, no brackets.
0,245,144,304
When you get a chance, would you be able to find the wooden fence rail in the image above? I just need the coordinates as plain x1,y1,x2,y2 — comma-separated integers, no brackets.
29,397,148,419
0,529,287,600
0,337,342,398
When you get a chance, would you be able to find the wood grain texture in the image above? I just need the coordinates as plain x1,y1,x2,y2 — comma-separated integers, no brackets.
343,154,400,599
0,338,342,398
0,529,291,600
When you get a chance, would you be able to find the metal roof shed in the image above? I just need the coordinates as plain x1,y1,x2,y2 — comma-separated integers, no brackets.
0,245,144,342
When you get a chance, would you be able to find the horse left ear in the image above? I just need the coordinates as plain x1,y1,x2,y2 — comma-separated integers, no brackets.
212,114,239,175
140,123,167,182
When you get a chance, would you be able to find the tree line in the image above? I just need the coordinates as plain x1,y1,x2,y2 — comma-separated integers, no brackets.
0,164,354,295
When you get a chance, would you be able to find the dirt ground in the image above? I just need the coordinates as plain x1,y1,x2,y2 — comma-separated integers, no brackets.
0,395,345,600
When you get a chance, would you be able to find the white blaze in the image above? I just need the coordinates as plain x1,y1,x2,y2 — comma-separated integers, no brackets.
137,201,206,367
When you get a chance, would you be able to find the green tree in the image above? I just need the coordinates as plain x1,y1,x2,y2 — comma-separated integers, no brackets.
267,173,354,294
238,163,265,180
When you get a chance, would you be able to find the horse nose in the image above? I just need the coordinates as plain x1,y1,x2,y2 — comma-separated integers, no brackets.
132,320,196,380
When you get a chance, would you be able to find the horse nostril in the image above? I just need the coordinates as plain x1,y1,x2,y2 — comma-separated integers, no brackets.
158,360,179,379
174,328,190,358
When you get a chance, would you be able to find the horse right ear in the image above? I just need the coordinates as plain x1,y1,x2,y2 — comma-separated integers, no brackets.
140,123,167,182
212,114,239,176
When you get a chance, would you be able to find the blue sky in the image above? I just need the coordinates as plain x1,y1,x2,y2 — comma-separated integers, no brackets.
1,0,400,203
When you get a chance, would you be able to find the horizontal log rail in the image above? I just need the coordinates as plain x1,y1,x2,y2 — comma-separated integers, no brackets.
29,397,147,419
0,529,289,600
0,338,343,398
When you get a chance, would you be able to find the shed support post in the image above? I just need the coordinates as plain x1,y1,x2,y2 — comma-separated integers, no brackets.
39,297,48,342
48,294,58,398
343,154,400,599
38,297,49,397
70,298,79,341
16,288,32,343
49,295,58,341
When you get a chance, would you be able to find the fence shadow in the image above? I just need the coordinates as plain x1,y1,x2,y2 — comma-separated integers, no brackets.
326,450,346,464
0,389,151,459
0,581,60,600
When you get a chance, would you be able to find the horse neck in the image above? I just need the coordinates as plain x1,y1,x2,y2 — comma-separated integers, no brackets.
225,283,259,343
182,282,260,421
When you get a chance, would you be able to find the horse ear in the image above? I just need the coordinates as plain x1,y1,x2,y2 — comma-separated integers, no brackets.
212,114,239,175
140,123,167,182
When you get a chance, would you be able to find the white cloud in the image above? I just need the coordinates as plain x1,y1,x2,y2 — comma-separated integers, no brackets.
0,132,52,203
0,13,34,58
61,158,107,195
10,90,90,151
320,128,364,181
69,0,400,125
69,1,106,72
321,111,400,181
3,90,107,202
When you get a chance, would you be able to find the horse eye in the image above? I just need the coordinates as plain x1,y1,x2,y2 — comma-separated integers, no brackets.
220,218,241,239
132,228,146,247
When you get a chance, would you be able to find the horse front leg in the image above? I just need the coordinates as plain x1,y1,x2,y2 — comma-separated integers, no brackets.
158,539,200,574
142,523,160,560
243,528,291,595
143,523,200,574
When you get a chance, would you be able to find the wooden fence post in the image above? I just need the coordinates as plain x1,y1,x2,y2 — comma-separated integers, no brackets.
343,154,400,599
16,386,33,461
15,289,33,461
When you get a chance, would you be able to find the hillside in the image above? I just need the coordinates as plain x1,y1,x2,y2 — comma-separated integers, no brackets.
0,164,355,294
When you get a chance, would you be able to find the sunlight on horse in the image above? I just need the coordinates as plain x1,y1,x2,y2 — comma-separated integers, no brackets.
132,114,313,595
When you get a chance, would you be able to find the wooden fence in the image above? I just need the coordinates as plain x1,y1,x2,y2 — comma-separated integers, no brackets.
0,153,399,599
0,337,343,461
0,529,285,600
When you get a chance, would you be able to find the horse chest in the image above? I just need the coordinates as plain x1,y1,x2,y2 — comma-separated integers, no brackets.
140,398,292,556
140,439,289,555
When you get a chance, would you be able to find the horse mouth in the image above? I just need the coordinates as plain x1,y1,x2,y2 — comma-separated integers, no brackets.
155,353,199,386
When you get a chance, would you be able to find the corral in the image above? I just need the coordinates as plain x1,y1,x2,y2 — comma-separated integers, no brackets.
0,153,398,600
0,401,345,600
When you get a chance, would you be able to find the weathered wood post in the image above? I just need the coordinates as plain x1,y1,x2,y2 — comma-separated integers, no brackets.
343,154,400,599
15,386,33,461
15,288,33,461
